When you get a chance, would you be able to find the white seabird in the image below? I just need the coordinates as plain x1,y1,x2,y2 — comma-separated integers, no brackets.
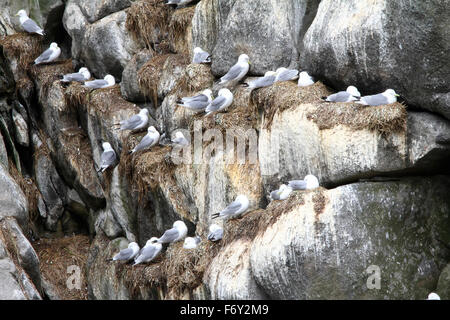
112,242,140,262
83,74,115,89
211,195,249,219
298,71,315,87
270,184,293,201
171,131,189,146
322,86,361,102
118,108,149,131
177,89,213,111
97,142,117,172
60,67,91,83
183,236,201,249
275,67,299,82
426,292,440,300
243,71,277,89
16,10,44,36
133,237,162,266
207,224,223,242
192,47,211,64
356,89,400,106
34,42,60,65
130,126,160,154
218,54,250,85
205,88,233,114
157,220,188,244
288,174,320,190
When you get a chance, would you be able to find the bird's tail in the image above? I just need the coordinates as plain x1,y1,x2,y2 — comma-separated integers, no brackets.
106,258,114,262
128,149,135,155
241,83,249,87
211,213,220,219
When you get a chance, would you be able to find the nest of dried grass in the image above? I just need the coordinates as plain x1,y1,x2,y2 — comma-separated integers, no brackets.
63,82,89,111
0,33,43,69
168,6,195,54
173,63,214,97
137,54,171,106
252,81,331,129
306,101,407,135
126,0,172,48
88,85,137,116
33,235,90,300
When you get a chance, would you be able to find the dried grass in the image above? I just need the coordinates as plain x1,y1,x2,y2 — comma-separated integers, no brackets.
87,85,135,115
33,235,90,300
63,82,89,111
137,54,171,106
306,101,408,135
0,33,43,69
126,0,172,48
168,6,195,54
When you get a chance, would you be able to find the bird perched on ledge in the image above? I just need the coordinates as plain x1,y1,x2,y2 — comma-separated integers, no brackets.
212,195,249,219
16,10,44,36
33,42,60,65
129,126,160,154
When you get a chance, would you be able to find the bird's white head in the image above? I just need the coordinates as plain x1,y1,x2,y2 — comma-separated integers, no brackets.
102,142,112,151
346,86,361,97
427,292,440,300
299,71,311,78
384,89,400,97
209,224,221,232
278,184,288,192
50,42,58,49
175,131,185,139
193,47,203,53
238,54,250,64
128,242,139,250
146,237,159,246
79,67,91,79
148,126,157,133
264,71,277,77
173,220,187,230
16,10,27,17
139,108,149,116
236,194,249,203
304,174,319,189
218,88,232,97
104,74,115,85
202,89,213,100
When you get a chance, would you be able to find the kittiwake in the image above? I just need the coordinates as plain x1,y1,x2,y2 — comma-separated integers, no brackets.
192,47,211,64
288,174,320,190
112,242,140,262
356,89,400,106
157,220,188,244
16,10,44,35
427,293,440,300
270,184,293,201
322,86,361,102
34,42,60,65
211,195,249,219
205,88,233,114
171,131,189,146
97,142,117,172
83,74,115,89
218,54,250,85
275,67,299,82
129,126,160,154
60,67,91,83
183,236,201,249
298,71,315,87
243,71,276,89
177,89,213,111
133,237,162,266
118,108,149,131
207,224,223,242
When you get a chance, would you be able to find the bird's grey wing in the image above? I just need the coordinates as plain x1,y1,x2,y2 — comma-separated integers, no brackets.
137,246,158,262
158,228,179,243
221,64,244,82
220,200,242,216
194,51,210,63
120,114,142,129
185,99,208,110
62,73,85,82
288,180,307,190
114,247,133,260
181,93,208,102
22,18,42,33
327,91,351,102
361,94,388,106
35,48,53,63
206,96,226,112
84,79,108,89
134,134,154,152
100,150,116,167
208,229,223,241
251,75,275,88
277,70,299,82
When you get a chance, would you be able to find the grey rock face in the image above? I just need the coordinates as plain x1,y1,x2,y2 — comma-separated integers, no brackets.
76,0,134,23
301,0,450,119
0,130,7,169
250,177,450,299
0,164,28,226
12,109,29,147
120,49,154,102
436,264,450,300
192,0,320,76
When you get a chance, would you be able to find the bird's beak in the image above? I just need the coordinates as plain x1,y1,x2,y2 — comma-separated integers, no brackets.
15,13,19,16
395,94,400,97
248,61,251,65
